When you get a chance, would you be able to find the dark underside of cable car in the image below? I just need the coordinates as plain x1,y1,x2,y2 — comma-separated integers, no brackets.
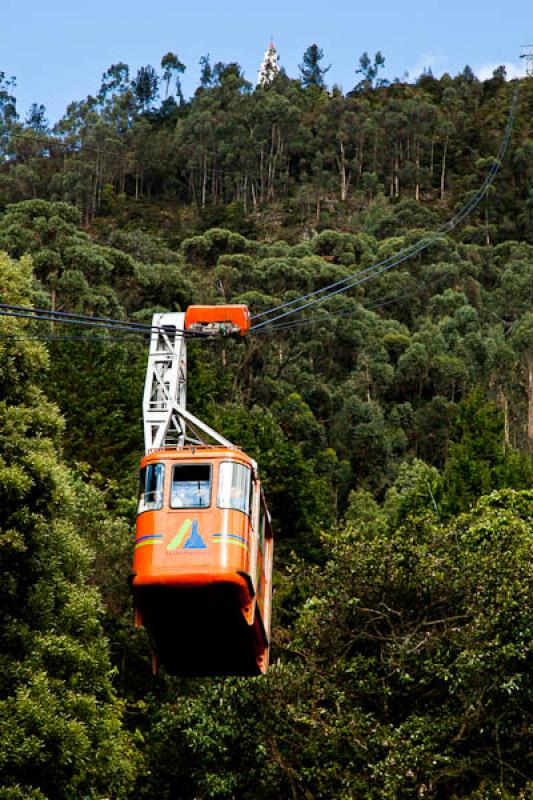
132,582,264,677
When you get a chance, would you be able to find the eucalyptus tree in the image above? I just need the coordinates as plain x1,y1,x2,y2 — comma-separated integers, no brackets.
299,44,330,90
161,51,186,102
353,50,387,91
198,53,213,89
0,199,135,313
25,102,48,133
0,71,17,154
511,313,533,453
315,95,358,201
132,65,159,112
0,251,139,798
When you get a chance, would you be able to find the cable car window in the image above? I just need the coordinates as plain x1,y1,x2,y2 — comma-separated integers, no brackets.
138,463,165,514
170,464,211,508
217,462,252,515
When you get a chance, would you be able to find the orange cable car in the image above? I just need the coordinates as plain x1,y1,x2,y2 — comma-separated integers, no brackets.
132,446,273,676
129,308,273,676
184,304,251,337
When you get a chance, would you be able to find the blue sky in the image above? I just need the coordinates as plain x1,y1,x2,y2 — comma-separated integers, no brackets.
1,0,530,123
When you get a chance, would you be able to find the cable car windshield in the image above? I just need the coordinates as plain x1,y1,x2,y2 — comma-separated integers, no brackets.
217,462,252,515
171,464,211,508
138,463,165,514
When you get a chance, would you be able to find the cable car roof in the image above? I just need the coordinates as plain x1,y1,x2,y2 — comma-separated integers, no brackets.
142,445,258,472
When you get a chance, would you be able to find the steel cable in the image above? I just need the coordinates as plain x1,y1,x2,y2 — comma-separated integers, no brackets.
252,270,458,335
0,305,207,339
0,331,142,344
0,303,154,330
0,308,154,335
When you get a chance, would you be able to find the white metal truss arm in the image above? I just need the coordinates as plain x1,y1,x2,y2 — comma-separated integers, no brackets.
143,312,187,452
142,311,236,452
170,403,235,449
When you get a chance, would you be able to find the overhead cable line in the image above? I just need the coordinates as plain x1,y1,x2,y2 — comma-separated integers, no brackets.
364,272,453,313
3,84,519,340
253,84,518,325
251,159,508,330
0,308,153,336
0,306,204,339
0,303,153,331
0,331,141,344
251,84,519,331
252,270,458,334
254,254,514,336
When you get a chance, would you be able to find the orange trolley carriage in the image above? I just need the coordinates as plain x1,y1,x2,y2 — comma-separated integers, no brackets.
129,307,273,676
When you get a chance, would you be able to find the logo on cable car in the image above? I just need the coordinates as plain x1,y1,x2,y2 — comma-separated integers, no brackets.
167,519,206,552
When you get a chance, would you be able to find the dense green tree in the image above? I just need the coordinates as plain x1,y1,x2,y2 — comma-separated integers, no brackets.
198,53,213,89
137,488,532,799
0,199,139,312
0,71,17,152
2,58,528,230
161,51,186,102
0,56,532,800
511,312,533,452
99,62,130,101
442,389,531,514
210,403,332,556
280,488,533,799
0,252,138,798
132,65,159,112
353,50,387,91
299,43,330,89
24,103,48,132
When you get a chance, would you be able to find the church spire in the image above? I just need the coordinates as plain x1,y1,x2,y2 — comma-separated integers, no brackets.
258,40,280,86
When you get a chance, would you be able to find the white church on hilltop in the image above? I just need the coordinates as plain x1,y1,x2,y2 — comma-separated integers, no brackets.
257,41,281,86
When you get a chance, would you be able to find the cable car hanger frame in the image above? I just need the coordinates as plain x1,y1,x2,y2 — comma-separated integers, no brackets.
143,306,251,454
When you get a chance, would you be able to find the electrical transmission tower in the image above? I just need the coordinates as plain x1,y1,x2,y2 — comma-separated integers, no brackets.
520,45,533,77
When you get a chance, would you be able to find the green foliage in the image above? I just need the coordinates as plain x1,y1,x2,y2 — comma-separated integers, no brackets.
212,403,332,557
299,43,331,90
384,457,441,524
332,394,392,485
43,339,146,490
281,488,533,799
0,61,532,799
1,60,531,244
354,50,387,91
0,252,138,797
132,65,159,111
181,228,251,266
0,72,18,149
442,389,532,514
0,199,138,314
135,489,532,799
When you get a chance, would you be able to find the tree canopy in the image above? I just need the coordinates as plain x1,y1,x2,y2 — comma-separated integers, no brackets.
0,51,532,799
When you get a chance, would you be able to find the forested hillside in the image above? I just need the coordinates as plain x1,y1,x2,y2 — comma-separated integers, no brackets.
0,51,532,798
